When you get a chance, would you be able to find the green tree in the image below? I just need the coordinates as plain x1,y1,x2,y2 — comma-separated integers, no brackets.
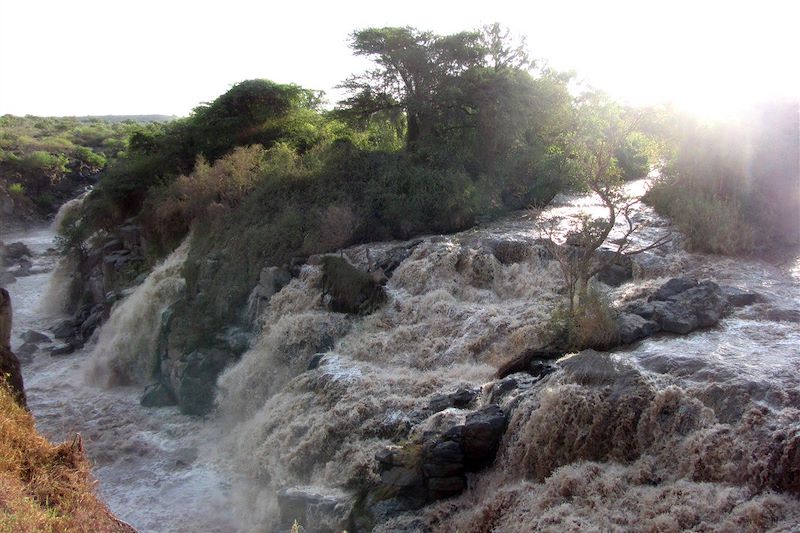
543,93,669,320
338,26,485,149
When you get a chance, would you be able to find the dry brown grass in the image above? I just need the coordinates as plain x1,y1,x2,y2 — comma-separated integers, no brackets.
0,385,135,532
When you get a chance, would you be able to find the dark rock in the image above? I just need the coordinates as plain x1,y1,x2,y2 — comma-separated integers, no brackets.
1,288,26,407
485,375,530,405
2,242,31,264
627,301,656,320
80,309,104,339
528,360,558,379
656,280,728,334
372,243,418,279
496,348,562,379
720,286,762,307
118,224,143,251
277,486,354,533
380,465,421,489
428,394,451,413
16,342,38,357
141,382,177,407
320,256,386,315
428,387,478,413
426,476,465,498
594,250,633,287
171,348,230,415
766,308,800,323
462,404,507,470
289,256,308,277
21,329,51,343
102,239,125,254
617,313,661,344
52,319,78,339
49,343,75,356
450,387,477,408
649,277,697,301
307,352,326,370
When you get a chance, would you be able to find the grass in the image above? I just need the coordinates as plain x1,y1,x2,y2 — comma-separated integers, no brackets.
0,385,134,532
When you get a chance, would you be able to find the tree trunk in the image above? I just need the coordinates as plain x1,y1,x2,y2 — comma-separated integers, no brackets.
406,112,421,150
0,288,26,408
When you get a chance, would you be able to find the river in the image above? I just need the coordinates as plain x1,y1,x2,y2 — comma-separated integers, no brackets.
3,181,799,531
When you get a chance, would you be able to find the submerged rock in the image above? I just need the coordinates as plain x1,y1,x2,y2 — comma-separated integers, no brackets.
616,313,661,344
766,307,800,323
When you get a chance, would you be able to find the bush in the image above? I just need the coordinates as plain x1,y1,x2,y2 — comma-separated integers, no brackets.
544,288,618,351
7,183,24,195
645,177,756,255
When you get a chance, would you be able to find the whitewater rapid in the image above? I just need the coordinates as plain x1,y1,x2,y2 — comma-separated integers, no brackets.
4,178,799,531
2,224,234,532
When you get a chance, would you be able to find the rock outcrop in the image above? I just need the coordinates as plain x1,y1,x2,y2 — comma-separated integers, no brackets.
320,256,386,315
375,404,508,507
0,288,26,408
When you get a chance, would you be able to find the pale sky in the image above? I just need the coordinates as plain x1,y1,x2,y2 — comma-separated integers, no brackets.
1,0,797,118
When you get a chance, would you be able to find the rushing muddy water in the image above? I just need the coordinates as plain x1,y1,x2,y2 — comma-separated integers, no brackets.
4,180,799,532
3,225,234,532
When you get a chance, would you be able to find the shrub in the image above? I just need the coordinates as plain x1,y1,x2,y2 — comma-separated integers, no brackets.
544,288,618,351
645,177,755,255
7,183,24,195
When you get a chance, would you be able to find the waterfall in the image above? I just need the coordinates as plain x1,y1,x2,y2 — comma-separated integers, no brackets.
50,191,89,233
40,192,90,316
85,237,190,387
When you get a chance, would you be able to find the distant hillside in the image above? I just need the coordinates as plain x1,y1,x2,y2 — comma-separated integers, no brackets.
73,114,178,123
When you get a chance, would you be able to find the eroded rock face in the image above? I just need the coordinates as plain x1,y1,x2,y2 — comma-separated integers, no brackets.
320,256,386,315
375,404,508,507
0,288,26,408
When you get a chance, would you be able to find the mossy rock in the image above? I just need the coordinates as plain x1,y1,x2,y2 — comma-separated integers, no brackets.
320,256,386,315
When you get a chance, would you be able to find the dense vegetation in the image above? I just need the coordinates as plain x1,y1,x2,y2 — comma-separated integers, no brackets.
644,101,799,254
43,24,799,392
0,115,169,220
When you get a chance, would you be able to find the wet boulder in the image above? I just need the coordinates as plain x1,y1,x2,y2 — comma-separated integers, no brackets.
1,242,31,265
629,278,730,335
594,250,633,287
21,329,51,344
52,318,79,339
462,404,507,470
320,256,386,315
496,348,562,379
616,313,661,344
720,286,763,307
49,342,76,356
648,277,698,301
427,387,478,413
